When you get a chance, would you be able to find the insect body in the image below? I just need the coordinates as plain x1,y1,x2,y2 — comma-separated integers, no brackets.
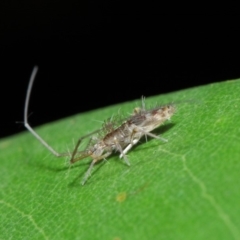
24,67,175,185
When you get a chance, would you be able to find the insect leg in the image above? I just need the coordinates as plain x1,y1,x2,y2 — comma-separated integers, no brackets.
82,152,112,185
114,140,131,166
24,67,102,161
24,66,69,157
119,126,168,159
119,138,139,159
70,129,101,163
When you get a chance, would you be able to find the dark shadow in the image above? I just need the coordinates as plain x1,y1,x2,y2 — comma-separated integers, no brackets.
28,158,90,173
152,122,175,136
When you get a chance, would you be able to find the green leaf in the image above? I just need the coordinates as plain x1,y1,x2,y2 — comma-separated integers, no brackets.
1,80,240,240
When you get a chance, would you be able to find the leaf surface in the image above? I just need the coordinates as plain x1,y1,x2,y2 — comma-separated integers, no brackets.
1,80,240,240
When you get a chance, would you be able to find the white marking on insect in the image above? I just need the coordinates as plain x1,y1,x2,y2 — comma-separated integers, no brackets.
24,66,175,185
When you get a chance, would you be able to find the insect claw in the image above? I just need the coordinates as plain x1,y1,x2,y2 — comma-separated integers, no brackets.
160,137,168,142
81,171,91,185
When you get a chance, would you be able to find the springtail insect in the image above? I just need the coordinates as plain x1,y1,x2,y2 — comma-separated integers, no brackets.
24,66,175,185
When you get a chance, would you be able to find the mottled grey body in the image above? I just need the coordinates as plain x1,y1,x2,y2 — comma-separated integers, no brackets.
71,104,175,184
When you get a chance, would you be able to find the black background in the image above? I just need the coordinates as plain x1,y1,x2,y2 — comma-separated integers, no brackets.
1,6,240,139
